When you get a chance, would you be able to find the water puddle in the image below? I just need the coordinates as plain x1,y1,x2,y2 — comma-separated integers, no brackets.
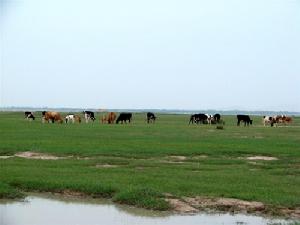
0,194,297,225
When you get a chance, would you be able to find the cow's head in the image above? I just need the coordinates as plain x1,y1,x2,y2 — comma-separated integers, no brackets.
250,120,253,125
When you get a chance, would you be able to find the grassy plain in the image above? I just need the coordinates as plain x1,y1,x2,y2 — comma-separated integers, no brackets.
0,112,299,212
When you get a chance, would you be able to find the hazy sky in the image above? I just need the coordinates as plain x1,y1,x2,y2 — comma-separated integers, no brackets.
1,0,299,111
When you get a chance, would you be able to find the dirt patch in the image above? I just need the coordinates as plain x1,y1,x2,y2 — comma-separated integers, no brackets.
56,189,86,198
0,155,14,159
166,196,300,218
166,198,198,213
168,156,187,161
280,208,300,218
95,164,119,168
14,151,67,160
247,156,278,161
166,196,266,214
191,155,208,160
183,197,265,212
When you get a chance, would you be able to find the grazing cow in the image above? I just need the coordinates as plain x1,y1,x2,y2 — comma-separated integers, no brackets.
24,111,35,120
83,111,96,123
274,115,292,125
205,114,214,124
262,116,276,127
65,114,81,123
189,114,208,124
42,111,63,123
107,112,117,124
237,115,252,126
101,112,117,124
284,116,292,124
213,114,221,123
116,113,132,124
101,115,107,123
147,112,156,123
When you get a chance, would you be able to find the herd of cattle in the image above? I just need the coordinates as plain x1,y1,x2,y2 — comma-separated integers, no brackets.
24,111,155,124
24,111,293,127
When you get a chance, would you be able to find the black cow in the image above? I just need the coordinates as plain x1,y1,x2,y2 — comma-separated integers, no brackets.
213,113,221,122
237,115,252,126
83,111,96,123
147,112,156,123
116,113,132,124
189,114,208,124
24,111,35,120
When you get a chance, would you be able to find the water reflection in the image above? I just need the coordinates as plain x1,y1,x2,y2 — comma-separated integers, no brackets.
0,194,297,225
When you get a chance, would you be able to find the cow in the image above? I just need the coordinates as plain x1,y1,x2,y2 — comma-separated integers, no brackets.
83,111,96,123
213,114,221,123
42,111,63,123
274,115,292,124
205,114,214,124
101,112,117,124
189,114,208,124
274,115,292,125
24,111,35,120
107,112,117,124
262,116,276,127
284,116,292,124
147,112,156,123
65,114,81,123
116,113,132,124
237,115,252,126
101,115,107,123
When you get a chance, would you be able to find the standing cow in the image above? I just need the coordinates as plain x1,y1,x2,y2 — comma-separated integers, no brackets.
189,114,208,124
213,114,221,123
116,113,132,124
83,111,96,123
147,112,156,123
274,115,292,125
65,114,81,123
262,116,276,127
237,115,252,126
42,111,63,123
101,112,117,124
24,111,35,120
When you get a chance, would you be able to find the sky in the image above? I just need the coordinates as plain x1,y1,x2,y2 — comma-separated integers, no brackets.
0,0,299,111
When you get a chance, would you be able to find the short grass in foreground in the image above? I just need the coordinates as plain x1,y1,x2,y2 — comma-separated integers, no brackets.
0,112,299,212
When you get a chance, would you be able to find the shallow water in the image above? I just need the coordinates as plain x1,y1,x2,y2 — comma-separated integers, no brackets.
0,194,297,225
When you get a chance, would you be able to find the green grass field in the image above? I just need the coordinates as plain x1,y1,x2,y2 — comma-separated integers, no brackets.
0,112,299,212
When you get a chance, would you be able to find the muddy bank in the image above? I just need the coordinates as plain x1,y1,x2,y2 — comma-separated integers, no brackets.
165,195,300,219
15,190,299,219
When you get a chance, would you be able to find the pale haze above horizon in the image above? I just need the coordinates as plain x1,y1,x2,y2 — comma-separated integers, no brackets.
1,0,299,111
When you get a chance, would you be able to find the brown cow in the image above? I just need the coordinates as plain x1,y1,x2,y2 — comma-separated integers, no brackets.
283,116,292,124
101,115,107,124
42,111,63,123
274,115,292,125
101,112,116,124
107,112,116,124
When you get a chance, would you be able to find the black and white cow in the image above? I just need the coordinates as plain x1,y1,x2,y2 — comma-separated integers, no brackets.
263,116,276,127
189,114,208,124
147,112,156,123
116,113,132,124
83,111,96,123
237,115,252,126
24,111,35,120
